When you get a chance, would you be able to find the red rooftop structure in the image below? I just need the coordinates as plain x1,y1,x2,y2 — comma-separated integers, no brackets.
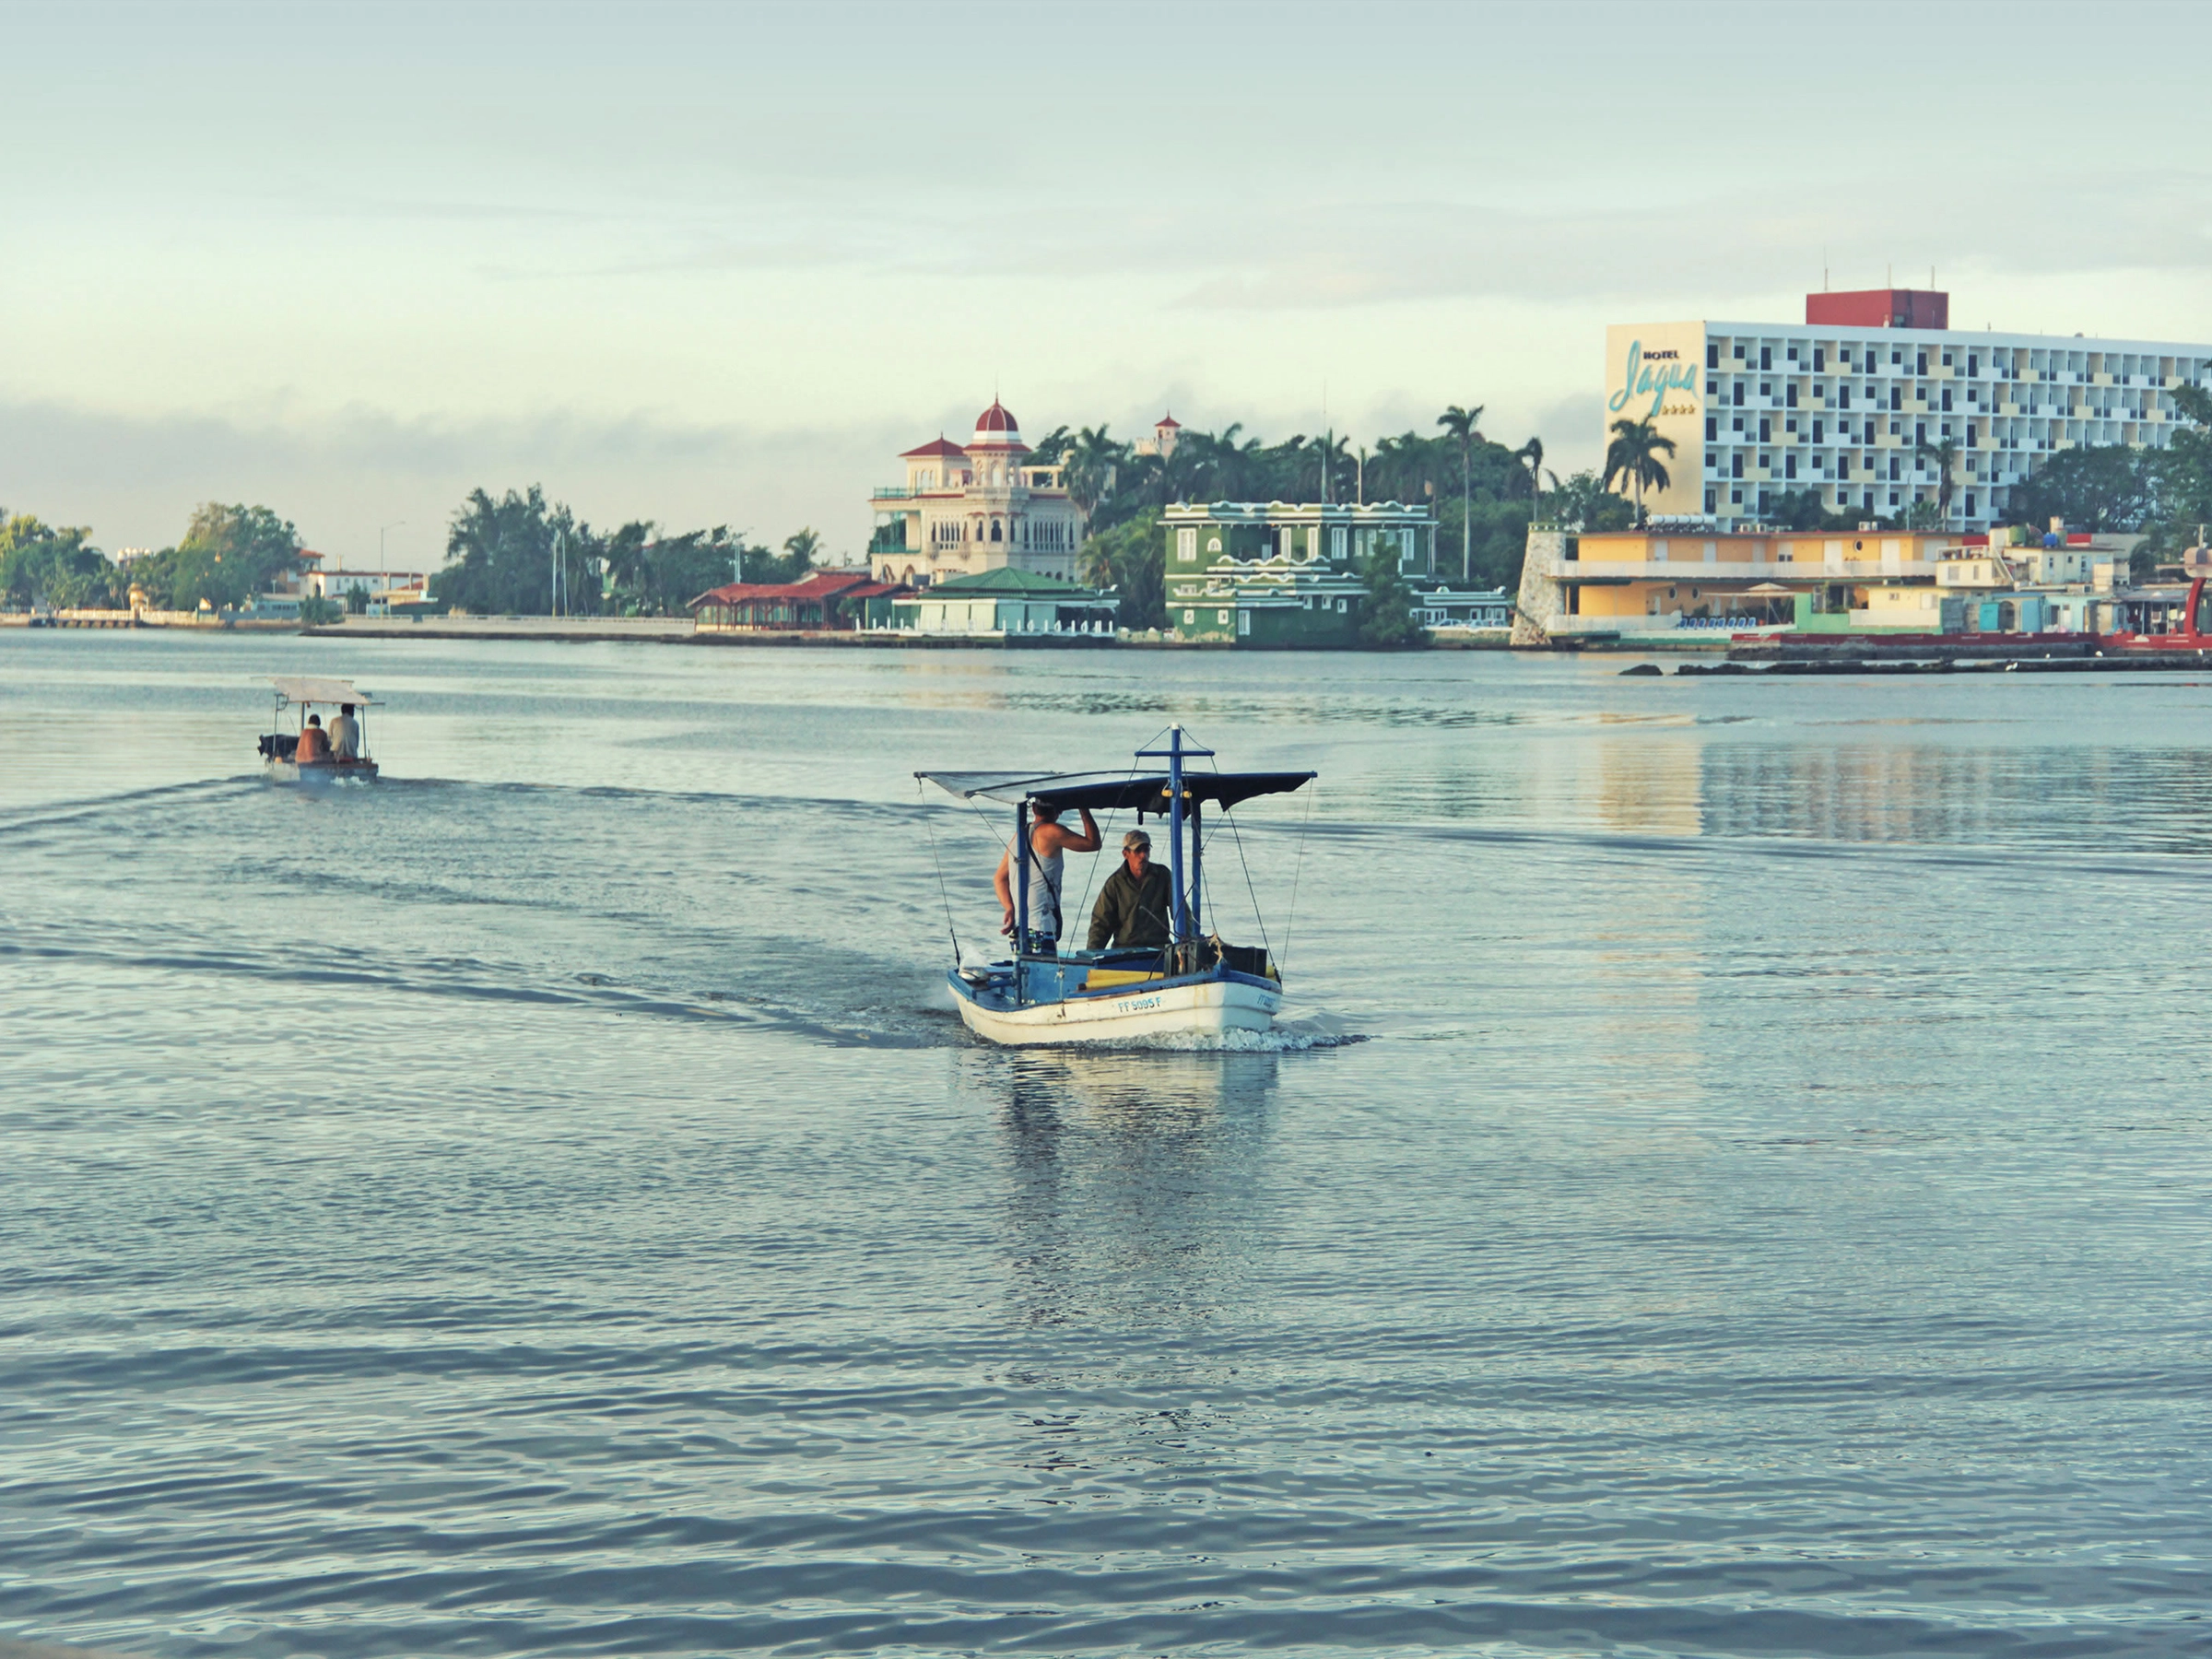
1806,288,1949,330
688,569,910,632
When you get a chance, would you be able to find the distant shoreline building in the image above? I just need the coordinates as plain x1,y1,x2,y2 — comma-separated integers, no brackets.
1159,501,1435,646
868,402,1085,587
1606,288,2212,531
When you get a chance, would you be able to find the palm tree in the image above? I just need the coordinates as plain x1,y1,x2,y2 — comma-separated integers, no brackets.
1437,405,1484,582
782,526,821,570
1065,425,1124,523
1603,418,1676,523
1915,436,1961,521
1517,437,1546,508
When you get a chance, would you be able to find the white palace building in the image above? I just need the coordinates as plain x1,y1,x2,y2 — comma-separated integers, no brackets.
1608,288,2212,531
867,402,1087,586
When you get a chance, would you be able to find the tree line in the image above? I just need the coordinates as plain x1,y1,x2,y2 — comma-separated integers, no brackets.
0,492,828,618
426,487,822,617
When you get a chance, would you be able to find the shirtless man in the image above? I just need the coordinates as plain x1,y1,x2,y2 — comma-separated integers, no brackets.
993,802,1100,956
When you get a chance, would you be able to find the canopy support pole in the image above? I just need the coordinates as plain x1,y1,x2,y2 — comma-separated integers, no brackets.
1168,727,1188,945
1188,799,1203,939
1014,801,1030,993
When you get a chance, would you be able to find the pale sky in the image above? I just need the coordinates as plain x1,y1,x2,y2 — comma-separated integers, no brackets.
6,0,2208,565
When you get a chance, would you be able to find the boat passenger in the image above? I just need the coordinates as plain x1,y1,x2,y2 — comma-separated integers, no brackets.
994,803,1100,955
295,714,331,763
329,702,361,762
1087,830,1173,951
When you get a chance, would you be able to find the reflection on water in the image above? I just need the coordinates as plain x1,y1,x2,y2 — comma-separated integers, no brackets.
987,1049,1280,1335
10,632,2212,1656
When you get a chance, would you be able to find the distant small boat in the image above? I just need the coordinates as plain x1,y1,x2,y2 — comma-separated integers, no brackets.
259,676,381,782
919,727,1313,1045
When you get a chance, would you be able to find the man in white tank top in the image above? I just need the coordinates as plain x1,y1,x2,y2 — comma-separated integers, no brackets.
994,802,1100,955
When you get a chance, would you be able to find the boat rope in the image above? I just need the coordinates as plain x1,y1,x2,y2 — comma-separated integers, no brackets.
1212,806,1274,962
919,781,963,968
1279,779,1316,974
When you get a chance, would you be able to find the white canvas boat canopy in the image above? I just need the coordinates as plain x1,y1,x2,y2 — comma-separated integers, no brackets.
266,677,373,706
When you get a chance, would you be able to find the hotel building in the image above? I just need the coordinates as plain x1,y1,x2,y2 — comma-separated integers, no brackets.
867,402,1086,587
1607,288,2212,530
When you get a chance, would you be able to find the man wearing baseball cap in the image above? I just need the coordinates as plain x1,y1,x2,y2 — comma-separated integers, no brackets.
1086,829,1174,951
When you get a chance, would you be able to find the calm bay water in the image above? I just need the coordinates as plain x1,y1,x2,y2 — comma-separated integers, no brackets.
6,629,2212,1656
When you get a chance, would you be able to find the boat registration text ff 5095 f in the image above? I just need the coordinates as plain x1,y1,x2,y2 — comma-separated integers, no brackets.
919,728,1313,1045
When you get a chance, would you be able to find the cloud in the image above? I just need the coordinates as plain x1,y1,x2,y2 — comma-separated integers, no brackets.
0,397,906,564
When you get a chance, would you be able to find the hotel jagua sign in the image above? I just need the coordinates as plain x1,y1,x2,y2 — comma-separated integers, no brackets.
1609,339,1700,419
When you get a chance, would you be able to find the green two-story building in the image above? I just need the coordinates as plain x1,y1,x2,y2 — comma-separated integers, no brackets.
1160,502,1437,645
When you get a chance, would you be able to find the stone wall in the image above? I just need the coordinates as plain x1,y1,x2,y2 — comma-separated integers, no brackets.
1511,526,1571,648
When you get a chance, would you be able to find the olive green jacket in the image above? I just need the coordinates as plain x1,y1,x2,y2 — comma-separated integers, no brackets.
1086,862,1174,952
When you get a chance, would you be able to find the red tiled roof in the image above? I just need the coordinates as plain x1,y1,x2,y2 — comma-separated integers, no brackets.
900,435,968,459
688,570,880,607
975,400,1018,432
1155,412,1181,429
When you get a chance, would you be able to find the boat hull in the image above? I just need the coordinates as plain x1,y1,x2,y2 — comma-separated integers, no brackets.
266,759,380,784
951,968,1280,1046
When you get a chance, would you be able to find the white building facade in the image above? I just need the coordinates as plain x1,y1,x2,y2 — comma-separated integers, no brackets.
1606,291,2212,530
868,402,1087,586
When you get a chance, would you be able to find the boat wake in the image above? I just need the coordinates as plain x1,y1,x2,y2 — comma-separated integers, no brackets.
1041,1012,1361,1053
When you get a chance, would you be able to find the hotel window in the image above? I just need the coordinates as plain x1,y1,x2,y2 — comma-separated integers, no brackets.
1177,528,1197,560
1733,343,1745,359
1968,354,1979,376
1917,351,1928,375
1888,420,1900,436
1966,424,1978,446
1733,382,1745,406
1889,387,1902,410
1839,386,1852,409
1942,351,1953,368
1705,417,1716,440
1760,347,1771,371
1863,420,1876,443
1786,383,1798,407
1732,416,1744,433
1891,349,1902,366
1730,488,1742,504
1758,418,1771,442
1941,389,1952,411
1813,348,1825,371
1785,455,1797,479
1759,452,1771,470
1704,487,1718,512
1839,455,1852,478
1759,382,1771,399
1888,458,1900,480
1915,422,1925,446
1965,491,1977,514
1812,419,1824,443
1731,453,1743,478
1707,343,1719,368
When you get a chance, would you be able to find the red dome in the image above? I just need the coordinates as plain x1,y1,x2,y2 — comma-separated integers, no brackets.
974,400,1018,433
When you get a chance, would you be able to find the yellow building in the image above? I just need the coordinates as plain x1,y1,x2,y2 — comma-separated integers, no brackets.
1517,526,1955,641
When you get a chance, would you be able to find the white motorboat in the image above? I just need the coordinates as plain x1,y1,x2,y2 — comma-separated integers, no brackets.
259,676,381,782
919,727,1313,1047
